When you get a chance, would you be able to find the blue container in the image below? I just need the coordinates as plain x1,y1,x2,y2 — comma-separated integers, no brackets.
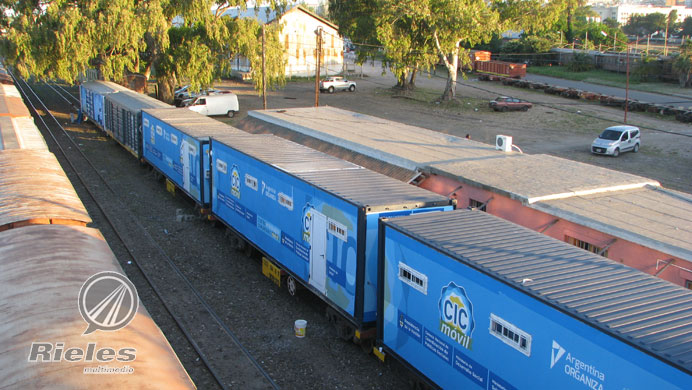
142,108,243,207
378,210,692,390
104,90,172,158
79,81,128,130
211,134,453,327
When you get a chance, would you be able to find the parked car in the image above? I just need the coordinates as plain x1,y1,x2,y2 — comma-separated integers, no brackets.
185,92,239,117
319,77,356,93
489,96,533,112
174,86,225,107
591,125,640,157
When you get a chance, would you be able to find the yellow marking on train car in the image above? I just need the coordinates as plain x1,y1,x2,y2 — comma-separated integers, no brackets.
373,347,386,362
165,179,175,195
262,257,282,287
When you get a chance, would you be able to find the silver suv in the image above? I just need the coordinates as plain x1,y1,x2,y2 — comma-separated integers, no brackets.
591,125,640,157
319,77,356,93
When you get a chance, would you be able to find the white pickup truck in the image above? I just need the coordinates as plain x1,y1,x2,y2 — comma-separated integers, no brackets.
319,76,356,93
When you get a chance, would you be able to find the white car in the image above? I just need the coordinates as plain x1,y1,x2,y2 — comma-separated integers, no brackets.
591,125,641,157
185,92,239,117
319,76,356,93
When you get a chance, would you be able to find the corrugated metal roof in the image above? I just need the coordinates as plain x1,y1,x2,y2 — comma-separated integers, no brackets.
213,134,450,211
0,150,91,228
0,117,48,151
106,89,172,110
80,80,129,94
0,224,196,389
429,154,659,204
233,116,417,182
0,84,20,97
384,209,692,374
0,94,30,117
144,108,245,139
532,185,692,262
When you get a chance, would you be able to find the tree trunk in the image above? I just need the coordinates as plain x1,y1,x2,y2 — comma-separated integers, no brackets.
409,68,417,89
441,53,459,101
157,75,176,103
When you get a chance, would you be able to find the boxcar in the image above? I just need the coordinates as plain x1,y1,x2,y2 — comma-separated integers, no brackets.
103,89,173,158
142,108,245,208
378,209,692,390
475,60,526,79
0,224,195,389
79,81,128,130
211,134,454,331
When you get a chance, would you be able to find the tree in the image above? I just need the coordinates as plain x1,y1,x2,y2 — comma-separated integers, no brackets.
673,39,692,87
0,1,289,102
623,13,666,37
563,0,587,43
682,16,692,37
328,0,381,62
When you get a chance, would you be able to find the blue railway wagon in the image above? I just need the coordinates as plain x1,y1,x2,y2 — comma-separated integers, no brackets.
142,108,244,207
79,81,128,130
211,134,454,329
104,89,173,158
378,209,692,390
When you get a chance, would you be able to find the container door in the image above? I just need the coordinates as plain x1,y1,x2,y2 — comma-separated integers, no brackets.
181,140,191,191
309,210,327,294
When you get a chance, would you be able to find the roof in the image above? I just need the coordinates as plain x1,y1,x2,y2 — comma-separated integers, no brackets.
80,80,129,95
106,89,172,111
428,153,659,204
0,117,48,151
223,5,338,31
383,209,692,374
0,224,195,389
249,107,500,171
212,134,451,211
532,185,692,262
143,108,245,139
0,150,91,228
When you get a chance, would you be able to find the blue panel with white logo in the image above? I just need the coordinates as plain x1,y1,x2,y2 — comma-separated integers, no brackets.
211,136,361,318
380,210,692,390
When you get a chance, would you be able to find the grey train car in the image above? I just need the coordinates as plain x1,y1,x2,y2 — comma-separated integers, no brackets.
0,149,91,231
0,224,196,389
104,89,173,158
79,80,128,130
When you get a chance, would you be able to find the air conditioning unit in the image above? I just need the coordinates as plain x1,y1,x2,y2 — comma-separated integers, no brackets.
495,135,513,152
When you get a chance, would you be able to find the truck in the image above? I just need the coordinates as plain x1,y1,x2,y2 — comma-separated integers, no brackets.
184,92,239,117
378,209,692,390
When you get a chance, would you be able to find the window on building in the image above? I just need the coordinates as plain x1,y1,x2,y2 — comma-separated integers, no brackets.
686,280,692,290
565,236,608,257
469,198,487,212
489,314,531,356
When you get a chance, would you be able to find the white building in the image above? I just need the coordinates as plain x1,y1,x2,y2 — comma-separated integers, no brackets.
590,4,692,25
227,5,344,78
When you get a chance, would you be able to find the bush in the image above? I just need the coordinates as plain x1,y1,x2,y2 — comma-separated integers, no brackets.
567,52,594,72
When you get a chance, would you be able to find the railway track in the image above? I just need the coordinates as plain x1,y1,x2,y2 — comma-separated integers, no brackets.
14,75,280,390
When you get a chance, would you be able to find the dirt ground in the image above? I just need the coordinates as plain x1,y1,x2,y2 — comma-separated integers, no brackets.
217,61,692,194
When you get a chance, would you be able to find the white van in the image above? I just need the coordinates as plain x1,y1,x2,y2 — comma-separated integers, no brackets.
591,125,641,157
185,92,239,117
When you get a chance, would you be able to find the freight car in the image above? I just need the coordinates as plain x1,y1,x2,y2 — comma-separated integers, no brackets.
0,84,48,150
142,108,245,208
0,224,195,389
104,89,173,158
79,80,128,129
475,60,526,79
210,134,454,339
378,209,692,389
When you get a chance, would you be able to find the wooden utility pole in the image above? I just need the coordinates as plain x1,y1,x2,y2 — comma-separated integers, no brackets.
262,24,267,110
314,26,322,107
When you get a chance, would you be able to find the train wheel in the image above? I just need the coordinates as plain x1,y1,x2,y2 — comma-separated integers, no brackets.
286,275,298,296
358,337,374,354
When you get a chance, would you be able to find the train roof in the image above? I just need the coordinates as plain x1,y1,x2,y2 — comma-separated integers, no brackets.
80,80,129,94
0,149,91,228
143,108,245,139
0,224,195,389
0,116,48,150
382,209,692,374
212,134,451,212
0,93,31,117
105,89,173,110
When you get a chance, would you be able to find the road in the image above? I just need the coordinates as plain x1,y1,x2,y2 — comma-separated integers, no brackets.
524,74,692,107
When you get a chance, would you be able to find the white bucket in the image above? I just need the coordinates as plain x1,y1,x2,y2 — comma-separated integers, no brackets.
294,319,307,338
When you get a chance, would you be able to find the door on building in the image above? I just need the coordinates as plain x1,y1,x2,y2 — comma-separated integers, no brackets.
309,209,327,294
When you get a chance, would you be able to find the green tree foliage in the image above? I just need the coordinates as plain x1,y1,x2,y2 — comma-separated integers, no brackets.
673,39,692,87
0,0,288,102
566,52,593,71
623,13,666,37
682,17,692,37
327,0,380,62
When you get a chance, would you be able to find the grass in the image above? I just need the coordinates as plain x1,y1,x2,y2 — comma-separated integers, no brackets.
375,86,491,113
528,66,692,97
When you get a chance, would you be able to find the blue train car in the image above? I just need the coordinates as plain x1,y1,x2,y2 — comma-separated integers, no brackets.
211,134,454,330
378,210,692,390
104,90,172,158
142,108,244,207
79,81,128,130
